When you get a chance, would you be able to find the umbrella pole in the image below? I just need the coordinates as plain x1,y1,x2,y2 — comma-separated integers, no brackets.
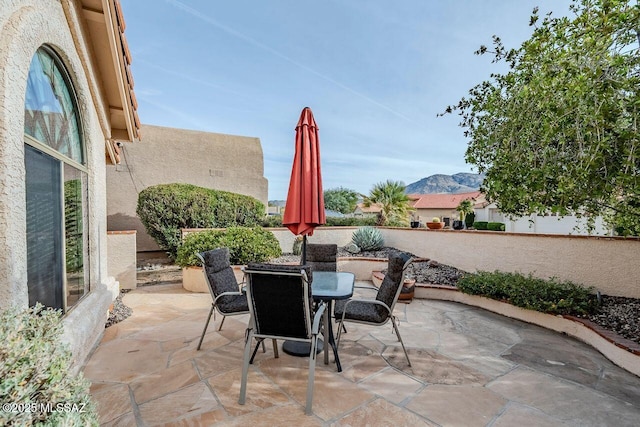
301,235,307,265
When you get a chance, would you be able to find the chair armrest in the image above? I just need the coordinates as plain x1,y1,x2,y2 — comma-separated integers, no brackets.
312,302,327,334
342,298,391,316
213,290,244,304
353,284,379,292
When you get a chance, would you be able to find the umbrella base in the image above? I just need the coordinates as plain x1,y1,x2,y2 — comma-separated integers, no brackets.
282,339,324,356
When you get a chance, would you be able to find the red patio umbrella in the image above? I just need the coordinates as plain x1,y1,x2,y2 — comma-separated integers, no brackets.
283,107,326,264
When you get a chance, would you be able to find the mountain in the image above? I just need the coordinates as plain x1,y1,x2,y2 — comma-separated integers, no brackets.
405,173,484,194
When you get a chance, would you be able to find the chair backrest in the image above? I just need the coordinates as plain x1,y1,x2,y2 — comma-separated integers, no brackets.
244,263,313,339
306,243,337,272
375,252,413,317
197,248,240,303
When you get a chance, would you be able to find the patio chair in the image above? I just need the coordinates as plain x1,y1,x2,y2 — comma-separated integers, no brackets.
306,243,337,272
334,252,413,366
239,263,325,415
196,248,274,354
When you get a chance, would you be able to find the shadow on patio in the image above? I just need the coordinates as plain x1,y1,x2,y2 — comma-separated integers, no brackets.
84,282,640,426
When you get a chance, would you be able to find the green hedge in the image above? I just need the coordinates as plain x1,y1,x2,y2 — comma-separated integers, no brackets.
175,227,282,267
0,304,98,426
457,271,597,315
473,221,488,230
260,215,377,228
487,222,505,231
137,184,264,259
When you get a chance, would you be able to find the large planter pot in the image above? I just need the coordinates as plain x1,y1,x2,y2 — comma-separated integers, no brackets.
452,220,464,230
426,222,444,230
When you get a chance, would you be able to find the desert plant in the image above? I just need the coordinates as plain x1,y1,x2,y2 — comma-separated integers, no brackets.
457,271,598,315
351,227,384,251
175,227,282,267
431,217,441,223
0,304,98,426
465,212,476,228
362,180,413,226
456,199,474,223
292,235,303,255
137,183,264,259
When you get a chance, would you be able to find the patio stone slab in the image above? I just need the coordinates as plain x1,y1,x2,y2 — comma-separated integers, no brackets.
488,367,640,426
337,398,435,426
491,404,566,427
137,381,222,425
89,382,132,424
130,360,201,404
358,367,424,404
406,384,507,426
83,338,168,383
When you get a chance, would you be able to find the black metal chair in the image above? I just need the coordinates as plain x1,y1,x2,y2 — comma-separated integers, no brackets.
306,243,337,272
334,252,413,366
239,263,325,415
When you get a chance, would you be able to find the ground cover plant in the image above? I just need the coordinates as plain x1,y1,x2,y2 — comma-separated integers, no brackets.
457,270,598,315
0,304,98,426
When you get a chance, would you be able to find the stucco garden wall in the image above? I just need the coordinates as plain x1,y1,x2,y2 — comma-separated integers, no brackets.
107,231,137,290
0,0,118,370
107,124,269,252
184,226,639,298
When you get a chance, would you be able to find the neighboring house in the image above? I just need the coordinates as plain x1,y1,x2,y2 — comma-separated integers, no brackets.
106,124,268,252
0,0,139,368
408,192,482,226
475,202,611,235
353,202,382,218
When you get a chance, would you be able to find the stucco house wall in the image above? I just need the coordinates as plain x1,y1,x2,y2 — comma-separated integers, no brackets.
106,124,269,252
0,0,136,370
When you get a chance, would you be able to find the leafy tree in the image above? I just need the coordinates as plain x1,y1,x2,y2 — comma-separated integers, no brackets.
363,180,414,226
323,187,359,214
443,0,640,233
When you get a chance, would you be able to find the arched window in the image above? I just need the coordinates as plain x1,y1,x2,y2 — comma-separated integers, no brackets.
24,46,89,312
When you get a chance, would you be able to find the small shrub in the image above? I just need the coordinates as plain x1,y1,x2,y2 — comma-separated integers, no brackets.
465,212,475,228
325,217,377,226
261,215,283,228
473,221,488,230
292,236,303,255
137,184,265,259
0,304,98,426
457,271,598,315
487,222,505,231
176,227,282,267
351,227,384,251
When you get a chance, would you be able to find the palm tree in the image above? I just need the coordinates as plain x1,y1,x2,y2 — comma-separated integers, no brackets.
456,199,474,229
363,180,414,226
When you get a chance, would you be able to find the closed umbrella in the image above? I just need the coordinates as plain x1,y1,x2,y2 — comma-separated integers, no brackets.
283,107,326,264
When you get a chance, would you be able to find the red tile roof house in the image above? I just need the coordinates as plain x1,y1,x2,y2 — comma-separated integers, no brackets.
408,191,483,227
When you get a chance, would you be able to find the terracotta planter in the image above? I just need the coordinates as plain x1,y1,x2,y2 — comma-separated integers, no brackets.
399,279,416,302
426,222,444,230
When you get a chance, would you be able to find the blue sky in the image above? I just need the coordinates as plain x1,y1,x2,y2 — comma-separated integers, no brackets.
120,0,572,200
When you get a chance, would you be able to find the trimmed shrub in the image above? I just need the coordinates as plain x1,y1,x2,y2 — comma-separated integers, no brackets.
0,304,98,426
487,222,506,231
351,227,384,251
325,217,377,226
137,184,264,259
465,212,475,228
176,227,282,267
457,271,598,315
261,215,283,228
473,221,488,230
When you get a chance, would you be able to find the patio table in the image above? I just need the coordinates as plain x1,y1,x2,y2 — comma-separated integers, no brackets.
282,271,355,372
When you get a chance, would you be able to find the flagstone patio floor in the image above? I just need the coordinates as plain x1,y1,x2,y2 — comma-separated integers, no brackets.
83,282,640,426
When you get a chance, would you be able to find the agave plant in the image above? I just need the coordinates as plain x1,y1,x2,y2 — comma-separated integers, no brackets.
351,226,384,251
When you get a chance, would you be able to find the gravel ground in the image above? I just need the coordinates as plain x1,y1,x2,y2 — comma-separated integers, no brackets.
106,247,639,345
